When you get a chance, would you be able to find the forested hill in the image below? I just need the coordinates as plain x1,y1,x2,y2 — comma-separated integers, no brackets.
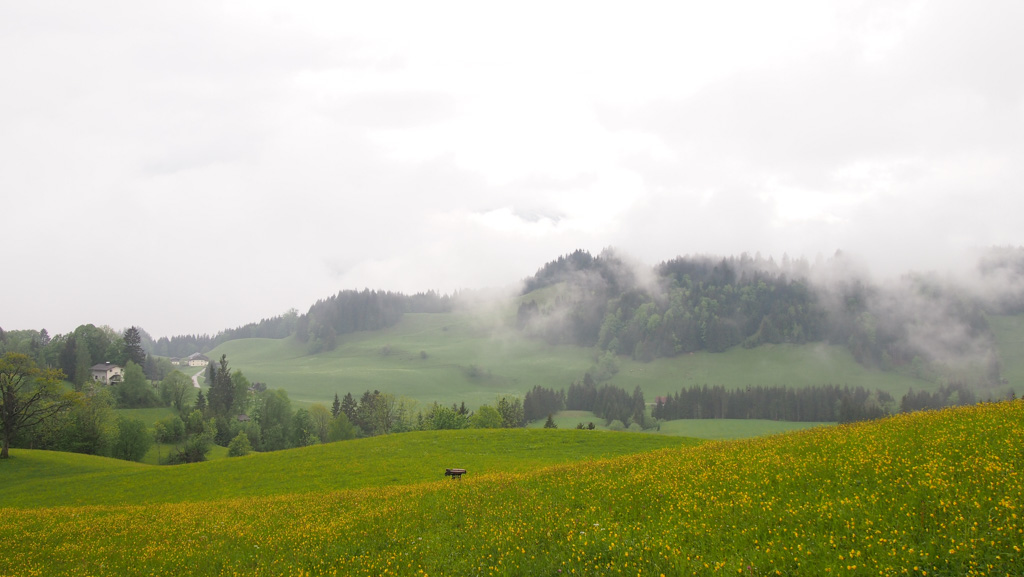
147,289,452,358
517,248,1024,386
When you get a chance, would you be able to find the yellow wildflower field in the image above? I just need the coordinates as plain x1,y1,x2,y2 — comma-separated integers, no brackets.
2,401,1021,576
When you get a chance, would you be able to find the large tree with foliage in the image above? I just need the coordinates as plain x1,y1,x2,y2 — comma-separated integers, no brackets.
159,370,194,413
52,388,116,455
255,389,292,451
471,404,503,428
0,353,71,458
327,411,358,442
309,403,332,444
115,361,157,408
110,416,153,462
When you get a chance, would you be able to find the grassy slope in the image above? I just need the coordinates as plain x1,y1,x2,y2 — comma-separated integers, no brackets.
0,429,698,509
3,401,1021,575
115,406,177,426
656,418,833,440
210,313,596,408
526,411,831,439
208,312,932,409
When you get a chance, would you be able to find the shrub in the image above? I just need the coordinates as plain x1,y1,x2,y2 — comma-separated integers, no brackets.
227,431,252,457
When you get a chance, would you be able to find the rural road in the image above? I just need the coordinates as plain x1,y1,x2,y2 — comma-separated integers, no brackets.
192,368,203,389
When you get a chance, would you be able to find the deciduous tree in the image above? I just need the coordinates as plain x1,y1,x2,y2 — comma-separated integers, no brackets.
327,412,358,442
470,404,503,429
159,370,194,413
227,431,252,457
111,416,152,462
309,403,332,443
0,353,71,458
116,361,157,408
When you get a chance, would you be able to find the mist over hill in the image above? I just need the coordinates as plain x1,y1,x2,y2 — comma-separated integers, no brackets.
7,247,1020,391
123,246,1024,390
517,247,1024,388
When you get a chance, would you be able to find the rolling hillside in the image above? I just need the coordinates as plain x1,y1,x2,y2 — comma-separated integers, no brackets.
3,401,1021,575
0,429,697,509
206,311,938,410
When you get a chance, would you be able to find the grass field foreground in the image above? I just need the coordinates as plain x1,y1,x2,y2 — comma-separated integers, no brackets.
0,429,696,509
2,401,1021,575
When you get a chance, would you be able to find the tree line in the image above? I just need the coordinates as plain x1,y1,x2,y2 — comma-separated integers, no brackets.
651,382,982,424
521,376,654,430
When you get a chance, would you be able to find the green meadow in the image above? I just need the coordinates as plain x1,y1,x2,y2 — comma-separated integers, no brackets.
0,429,697,509
525,411,832,439
655,418,833,440
207,312,934,410
2,401,1021,575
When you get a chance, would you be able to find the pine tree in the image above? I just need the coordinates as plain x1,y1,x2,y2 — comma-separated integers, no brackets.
331,393,341,418
122,327,146,367
207,354,234,418
340,392,357,422
544,414,557,429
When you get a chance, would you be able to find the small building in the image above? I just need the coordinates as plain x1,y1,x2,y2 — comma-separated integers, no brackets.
186,353,210,367
91,363,124,385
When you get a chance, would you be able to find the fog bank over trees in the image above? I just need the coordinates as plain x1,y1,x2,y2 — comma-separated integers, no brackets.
516,247,1024,388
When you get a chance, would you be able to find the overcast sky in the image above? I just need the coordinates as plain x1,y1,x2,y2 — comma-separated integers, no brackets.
2,0,1022,338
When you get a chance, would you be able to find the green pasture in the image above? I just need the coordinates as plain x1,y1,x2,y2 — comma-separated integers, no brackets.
209,312,933,410
616,342,932,398
656,418,834,440
0,428,698,509
208,312,596,408
114,406,178,426
526,410,836,439
525,410,607,430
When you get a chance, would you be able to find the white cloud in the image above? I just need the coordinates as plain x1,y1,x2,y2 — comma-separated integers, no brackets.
1,0,1022,336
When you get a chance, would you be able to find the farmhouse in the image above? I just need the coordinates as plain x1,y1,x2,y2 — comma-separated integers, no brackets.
90,363,124,385
186,353,210,367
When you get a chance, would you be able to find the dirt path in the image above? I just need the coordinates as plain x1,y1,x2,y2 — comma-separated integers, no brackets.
192,368,204,389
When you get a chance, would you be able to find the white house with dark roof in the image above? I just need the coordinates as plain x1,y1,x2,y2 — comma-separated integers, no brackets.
186,353,210,367
91,363,124,385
